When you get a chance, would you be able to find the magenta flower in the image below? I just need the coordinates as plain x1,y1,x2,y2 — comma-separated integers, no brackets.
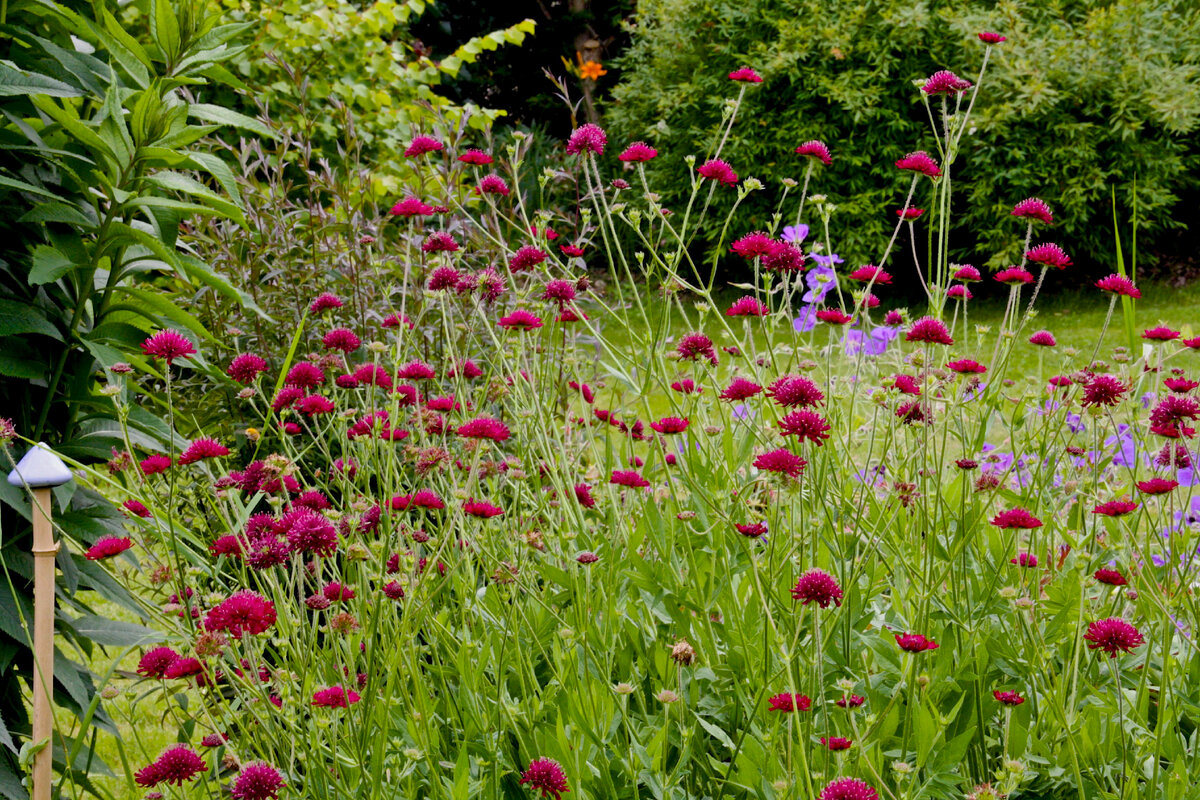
736,521,768,537
896,207,924,220
1029,330,1056,347
1082,374,1128,407
134,745,207,787
650,416,689,434
389,196,435,217
728,66,762,82
753,448,807,478
768,693,811,712
677,332,718,365
993,690,1024,706
139,454,172,474
778,410,832,445
995,267,1034,285
610,469,649,488
85,536,133,560
947,284,972,301
816,309,853,325
1142,326,1180,342
905,316,953,345
697,159,738,186
895,632,939,652
463,498,504,518
457,416,511,441
619,141,658,162
819,778,878,800
458,149,493,165
519,758,569,800
509,245,548,272
720,378,762,401
1094,500,1139,517
204,590,277,638
136,647,179,678
1011,552,1038,567
566,123,607,156
726,296,770,317
791,568,843,607
404,136,443,156
141,330,195,363
1094,568,1128,586
946,359,986,374
1084,618,1144,658
178,437,229,465
921,69,972,95
1025,242,1072,269
1011,197,1052,224
978,31,1007,44
311,686,361,707
848,266,891,284
498,310,543,330
794,140,832,165
284,361,325,388
477,174,510,196
991,508,1043,529
1095,274,1140,298
421,232,460,253
953,265,982,282
227,353,268,384
766,374,824,408
230,762,285,800
310,292,344,312
1137,477,1178,495
895,151,941,178
731,231,777,259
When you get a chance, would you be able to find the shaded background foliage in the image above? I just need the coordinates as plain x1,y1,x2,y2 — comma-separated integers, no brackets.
603,0,1200,291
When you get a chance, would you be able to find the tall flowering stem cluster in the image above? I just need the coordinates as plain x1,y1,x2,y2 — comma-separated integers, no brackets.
64,37,1200,800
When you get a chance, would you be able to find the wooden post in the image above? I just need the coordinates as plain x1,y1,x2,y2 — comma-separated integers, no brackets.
30,488,56,800
7,443,72,800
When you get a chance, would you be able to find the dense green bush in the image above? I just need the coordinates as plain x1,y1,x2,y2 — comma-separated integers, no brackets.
606,0,1200,283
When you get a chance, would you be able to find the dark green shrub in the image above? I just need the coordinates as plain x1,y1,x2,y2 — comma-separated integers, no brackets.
606,0,1200,283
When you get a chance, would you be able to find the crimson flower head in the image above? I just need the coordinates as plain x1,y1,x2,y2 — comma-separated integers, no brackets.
1011,552,1038,567
895,632,939,652
458,416,511,441
821,737,853,751
421,232,459,253
795,140,832,165
509,245,548,272
946,359,986,374
728,66,762,82
231,762,285,800
140,454,172,475
610,469,649,488
499,310,544,330
519,758,569,800
736,521,768,537
311,685,360,707
906,316,953,345
1137,477,1178,494
767,374,824,408
817,308,853,325
1029,330,1056,347
836,694,865,708
134,745,207,787
1094,568,1127,586
922,69,972,95
697,159,739,186
137,647,179,678
1142,326,1180,342
993,690,1024,706
731,231,776,259
753,448,807,478
979,31,1007,43
995,267,1034,285
389,196,434,217
779,410,832,445
895,151,941,178
1095,274,1140,298
1025,242,1072,269
726,296,770,316
897,207,924,220
791,568,843,608
228,353,268,384
310,292,344,312
819,777,879,800
464,499,504,518
458,149,493,165
650,416,689,434
1011,197,1053,225
566,123,606,156
947,284,972,301
677,332,718,365
848,265,891,284
178,437,229,465
768,693,811,712
85,536,133,560
204,590,277,638
1084,617,1144,658
954,265,982,282
720,378,761,401
991,508,1043,529
404,136,443,156
619,141,658,162
285,361,325,388
1082,374,1127,407
478,174,510,196
1094,500,1139,517
141,330,195,363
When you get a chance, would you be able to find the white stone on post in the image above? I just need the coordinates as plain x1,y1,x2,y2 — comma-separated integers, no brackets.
8,443,72,800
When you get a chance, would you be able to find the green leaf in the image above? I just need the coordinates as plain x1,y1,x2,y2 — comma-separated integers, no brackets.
0,62,83,98
145,170,245,224
0,341,45,379
150,0,182,62
65,615,163,647
28,245,75,285
0,175,62,201
0,299,63,340
109,286,215,343
187,103,276,139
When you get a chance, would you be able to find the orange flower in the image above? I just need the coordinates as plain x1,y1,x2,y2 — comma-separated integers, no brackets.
580,60,607,80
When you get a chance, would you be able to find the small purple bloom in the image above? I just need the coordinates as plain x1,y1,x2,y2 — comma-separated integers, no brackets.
782,224,809,245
